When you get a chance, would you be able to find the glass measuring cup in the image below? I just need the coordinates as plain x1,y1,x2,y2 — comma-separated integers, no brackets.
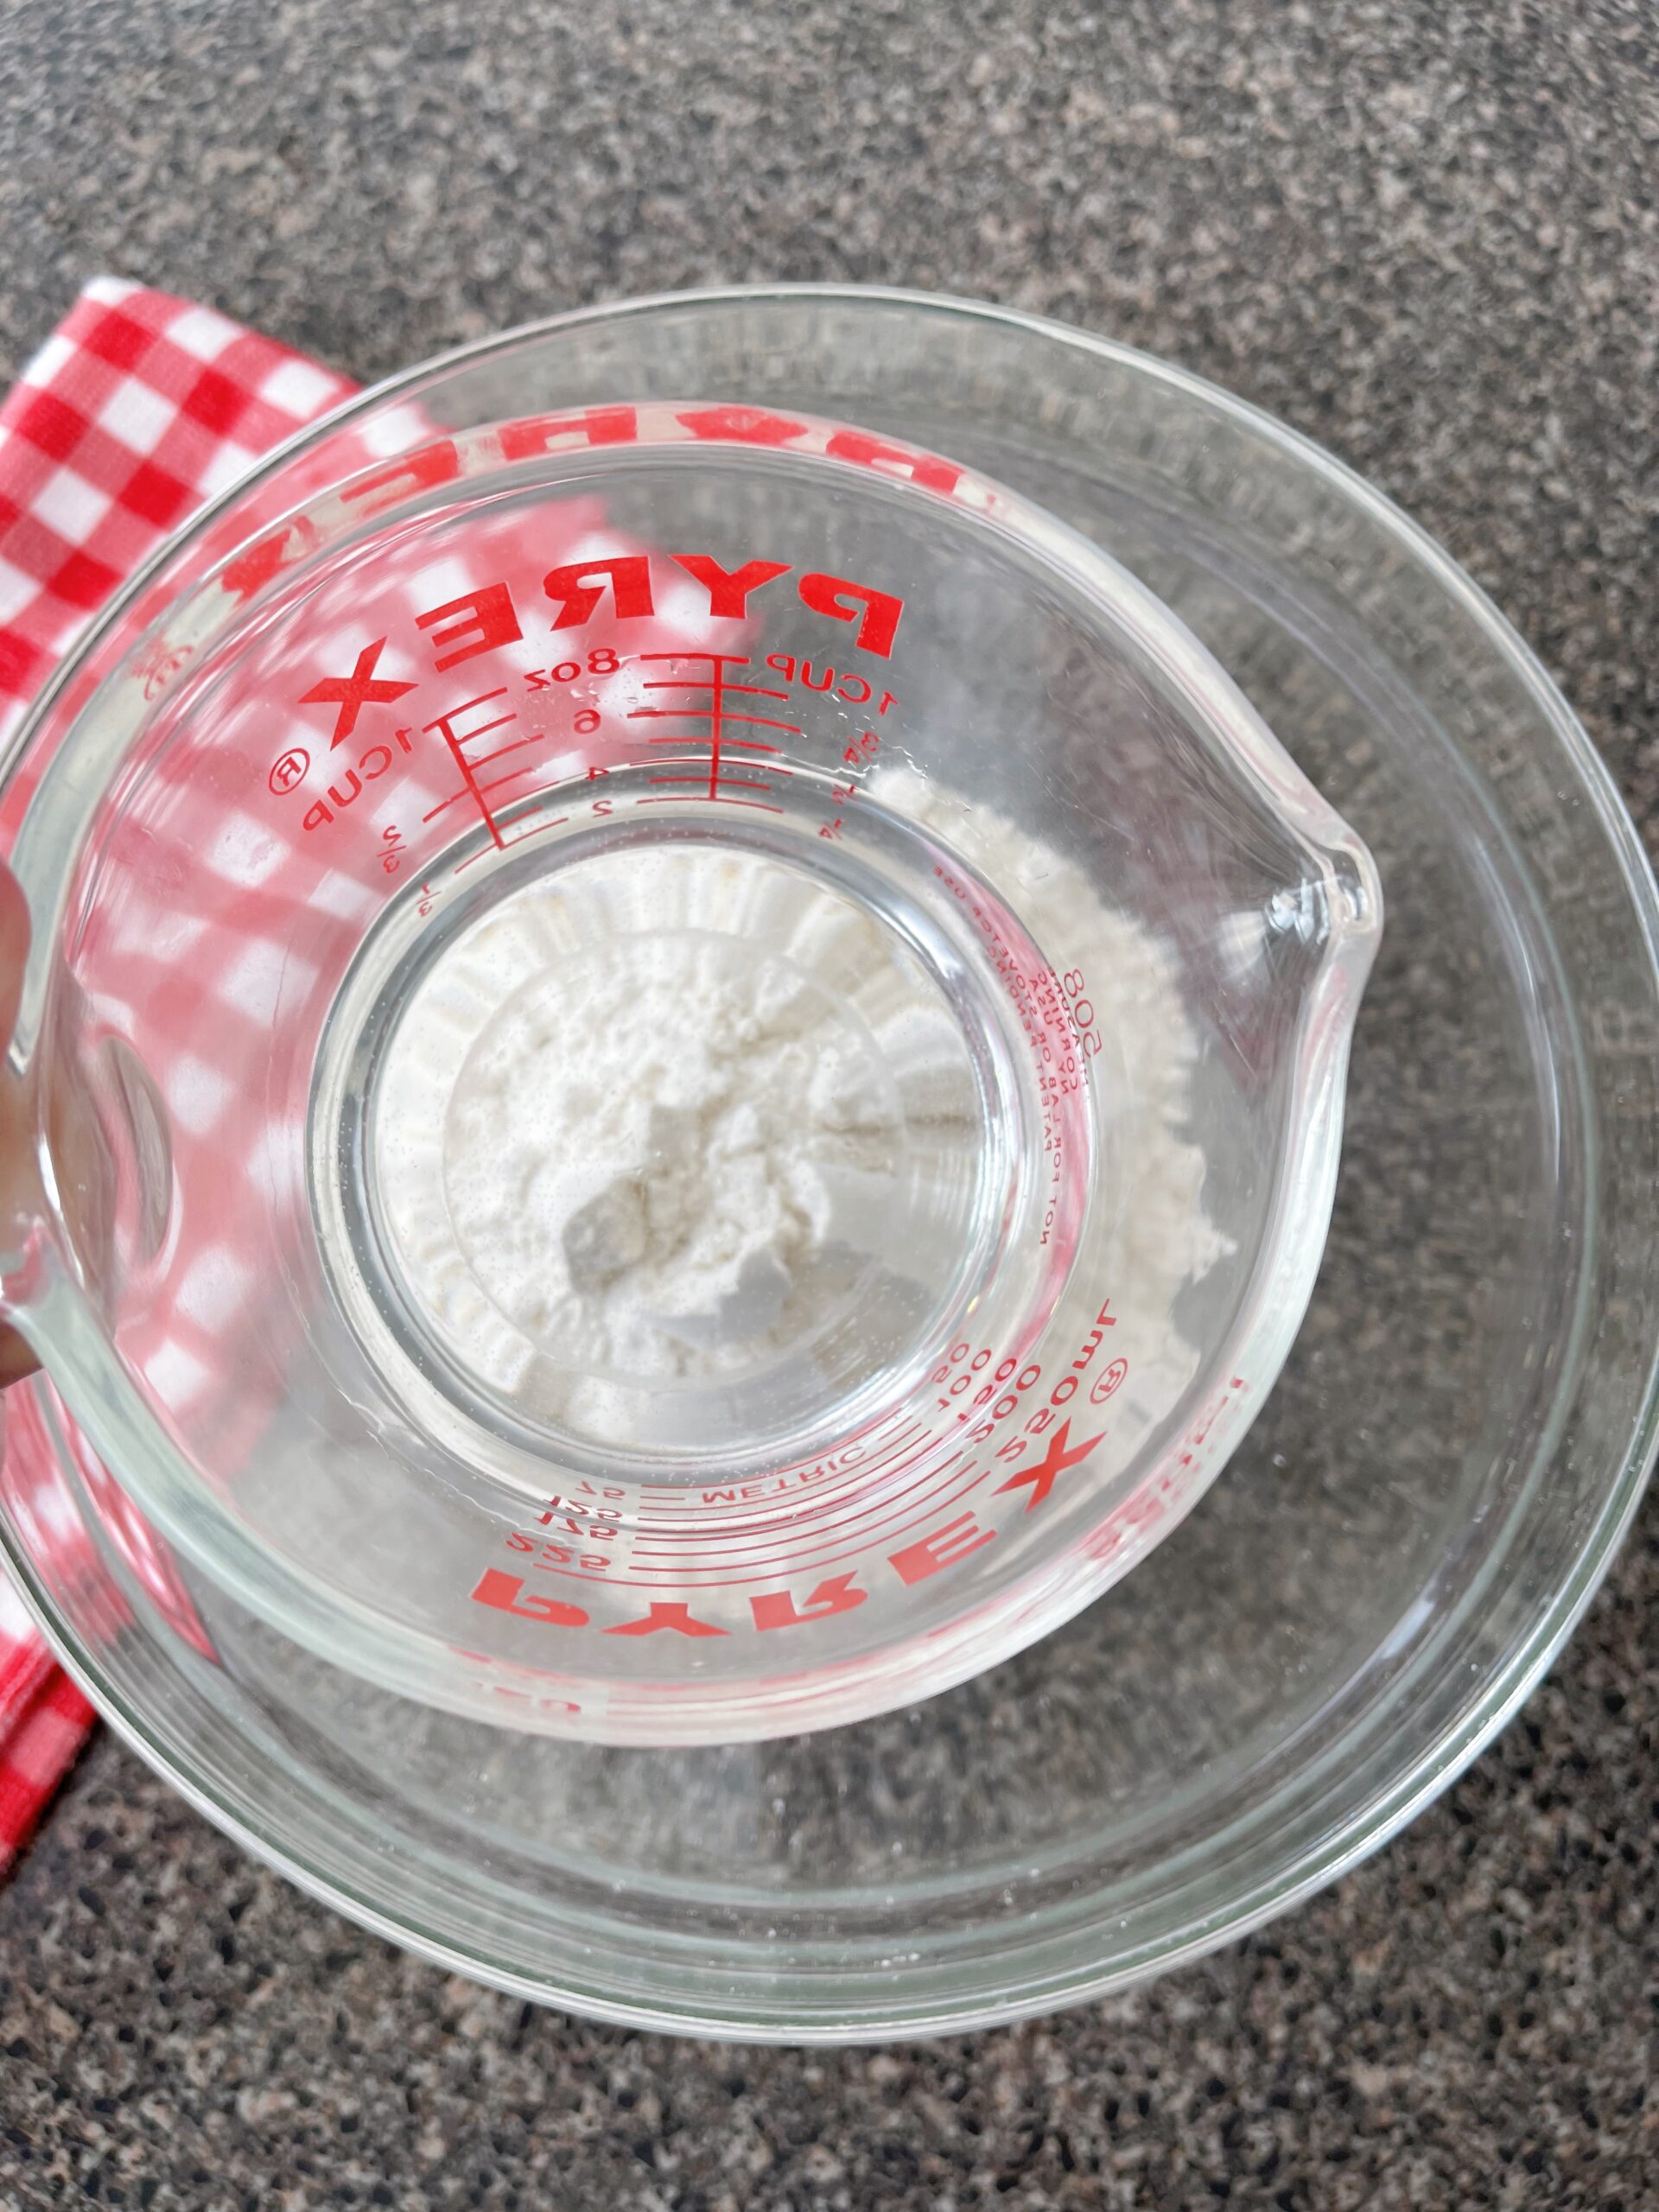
0,387,1380,1743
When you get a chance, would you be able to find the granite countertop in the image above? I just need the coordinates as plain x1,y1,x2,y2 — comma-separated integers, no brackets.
0,2,1655,2204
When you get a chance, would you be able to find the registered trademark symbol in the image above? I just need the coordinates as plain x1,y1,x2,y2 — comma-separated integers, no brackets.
269,747,309,795
1090,1357,1128,1406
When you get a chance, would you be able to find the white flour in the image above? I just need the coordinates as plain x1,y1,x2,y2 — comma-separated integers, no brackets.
439,929,933,1376
876,765,1230,1316
375,774,1225,1441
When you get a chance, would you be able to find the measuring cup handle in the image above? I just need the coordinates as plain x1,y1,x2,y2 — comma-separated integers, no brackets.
0,864,132,1365
0,861,48,1357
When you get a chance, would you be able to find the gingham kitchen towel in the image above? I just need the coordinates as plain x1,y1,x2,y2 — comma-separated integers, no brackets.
0,281,729,1876
0,279,361,1875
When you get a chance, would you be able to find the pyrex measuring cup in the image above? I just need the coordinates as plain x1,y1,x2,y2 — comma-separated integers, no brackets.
0,370,1380,1742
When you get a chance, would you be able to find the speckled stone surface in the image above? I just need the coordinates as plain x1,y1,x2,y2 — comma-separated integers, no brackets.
0,1,1656,2205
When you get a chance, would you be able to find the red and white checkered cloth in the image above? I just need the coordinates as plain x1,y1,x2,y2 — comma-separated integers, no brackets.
0,279,362,1876
0,279,730,1876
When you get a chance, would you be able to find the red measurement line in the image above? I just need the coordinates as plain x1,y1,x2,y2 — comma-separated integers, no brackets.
639,1476,929,1548
647,774,777,793
625,1422,927,1538
645,734,782,756
454,817,568,870
627,1428,956,1542
627,1423,930,1540
540,1462,987,1588
628,708,803,736
635,796,785,814
474,767,545,801
632,1467,989,1584
424,760,543,821
640,750,790,782
435,709,518,748
636,652,752,668
635,680,797,716
432,721,514,849
466,735,543,772
628,1439,959,1565
626,1469,969,1576
628,1412,923,1501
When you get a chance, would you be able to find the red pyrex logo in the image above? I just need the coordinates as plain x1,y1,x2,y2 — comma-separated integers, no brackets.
215,400,974,741
294,556,904,752
472,1415,1109,1643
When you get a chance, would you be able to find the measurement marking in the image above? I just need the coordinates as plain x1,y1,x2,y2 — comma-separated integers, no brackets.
627,1472,970,1576
634,1470,990,1584
424,762,550,822
640,749,792,774
626,1425,928,1540
592,1423,932,1553
474,768,547,801
623,651,800,804
465,735,545,773
647,774,779,794
636,796,785,814
629,1409,922,1505
454,817,569,870
423,689,518,852
645,730,784,755
636,652,753,669
629,1437,961,1565
637,1420,936,1513
632,708,803,737
425,708,517,745
556,1460,984,1586
628,1415,929,1522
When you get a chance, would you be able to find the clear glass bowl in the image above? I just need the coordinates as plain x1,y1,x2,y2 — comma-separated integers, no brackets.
2,287,1655,2040
0,390,1378,1743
